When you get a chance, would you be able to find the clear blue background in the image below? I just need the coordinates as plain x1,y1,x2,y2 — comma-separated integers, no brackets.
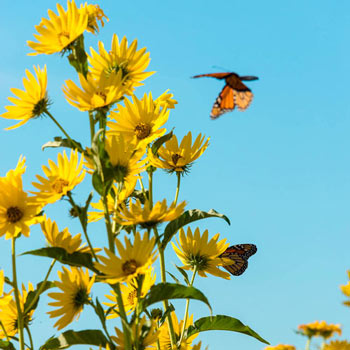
0,1,349,349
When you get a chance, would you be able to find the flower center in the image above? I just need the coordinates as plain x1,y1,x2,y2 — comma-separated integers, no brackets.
122,259,138,275
51,178,69,194
134,123,151,140
113,164,128,183
172,154,182,165
107,62,130,80
95,91,107,103
187,253,210,271
32,96,49,118
73,287,89,309
58,31,70,46
6,206,24,223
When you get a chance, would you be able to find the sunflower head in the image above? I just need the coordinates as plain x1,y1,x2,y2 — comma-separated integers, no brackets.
116,198,186,228
107,93,170,148
265,345,296,350
148,132,210,174
48,266,95,330
1,65,49,130
31,149,85,205
172,227,231,280
298,321,342,339
94,231,157,284
88,34,154,95
27,0,88,55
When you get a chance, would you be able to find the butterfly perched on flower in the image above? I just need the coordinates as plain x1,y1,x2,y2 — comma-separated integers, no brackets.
219,244,257,276
192,72,258,119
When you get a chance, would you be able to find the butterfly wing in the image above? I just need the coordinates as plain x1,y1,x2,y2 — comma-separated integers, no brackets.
234,90,254,111
211,84,235,119
192,72,235,80
220,244,257,276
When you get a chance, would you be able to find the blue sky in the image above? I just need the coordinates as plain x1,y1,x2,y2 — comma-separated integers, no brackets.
1,1,350,349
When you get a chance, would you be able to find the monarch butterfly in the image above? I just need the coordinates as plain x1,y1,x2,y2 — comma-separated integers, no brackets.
192,72,258,119
219,243,257,276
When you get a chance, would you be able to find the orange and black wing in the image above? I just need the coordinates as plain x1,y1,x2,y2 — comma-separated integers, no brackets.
192,72,235,80
219,244,257,276
211,84,235,119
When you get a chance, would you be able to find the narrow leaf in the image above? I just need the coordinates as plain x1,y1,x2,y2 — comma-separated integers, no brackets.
175,265,190,285
141,283,211,312
42,137,83,152
22,247,98,273
40,330,107,350
151,130,173,155
186,315,269,344
162,209,231,249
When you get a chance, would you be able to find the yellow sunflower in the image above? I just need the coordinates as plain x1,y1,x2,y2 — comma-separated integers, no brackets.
112,316,159,350
27,0,88,55
0,157,42,239
1,65,48,130
63,71,125,112
148,132,210,174
41,216,92,254
340,270,350,307
47,266,95,330
107,93,170,148
88,34,154,95
324,340,350,350
104,134,147,186
0,283,34,339
104,267,156,318
158,312,198,350
31,150,85,205
80,3,108,34
0,270,12,306
265,345,296,350
116,198,186,228
94,231,157,284
298,321,342,339
172,227,231,279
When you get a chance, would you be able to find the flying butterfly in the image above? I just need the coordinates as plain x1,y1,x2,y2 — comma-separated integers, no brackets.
219,243,257,276
192,72,258,119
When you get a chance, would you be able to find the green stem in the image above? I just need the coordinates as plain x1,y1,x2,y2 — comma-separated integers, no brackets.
24,259,56,314
148,170,153,209
102,196,115,254
89,111,95,143
153,226,176,348
67,192,99,262
178,267,197,346
306,337,311,350
12,238,25,350
44,111,83,152
111,283,132,350
25,325,34,350
89,301,114,344
174,172,181,205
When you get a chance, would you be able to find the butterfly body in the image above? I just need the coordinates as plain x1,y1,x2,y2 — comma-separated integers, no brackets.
219,243,257,276
192,72,258,119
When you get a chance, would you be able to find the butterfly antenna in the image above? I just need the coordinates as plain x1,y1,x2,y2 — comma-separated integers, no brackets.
211,65,231,72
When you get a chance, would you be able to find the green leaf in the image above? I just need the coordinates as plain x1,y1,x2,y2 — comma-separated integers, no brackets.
151,130,174,155
166,271,181,284
94,297,106,325
161,209,231,249
24,280,56,314
22,247,98,273
41,137,83,152
175,265,190,285
186,315,269,344
40,330,108,350
141,283,211,312
0,340,15,350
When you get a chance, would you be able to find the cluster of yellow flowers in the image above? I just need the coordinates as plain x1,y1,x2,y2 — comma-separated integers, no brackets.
0,2,251,350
